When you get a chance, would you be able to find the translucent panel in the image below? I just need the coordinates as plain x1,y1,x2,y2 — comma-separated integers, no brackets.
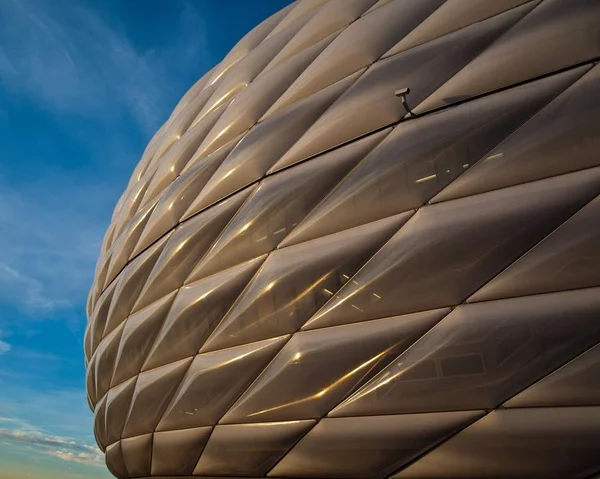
197,15,312,123
269,0,329,38
270,411,483,479
84,322,93,362
131,145,226,254
221,309,447,424
273,5,531,170
393,407,600,479
471,196,600,302
182,72,360,217
111,292,177,386
505,342,600,408
105,441,128,479
363,0,394,14
143,257,264,371
206,5,291,87
331,287,600,417
196,34,335,160
89,281,116,353
93,250,112,302
191,131,388,280
265,0,377,72
121,433,152,478
110,171,153,242
170,67,214,118
151,426,211,476
201,213,411,352
304,167,600,330
93,322,125,404
135,105,226,216
105,376,136,445
265,0,445,116
93,395,107,450
131,189,252,313
103,234,171,338
157,82,222,153
180,131,242,179
103,197,158,289
194,420,315,476
414,0,600,114
157,335,287,431
122,357,192,438
280,68,580,247
384,0,535,57
432,63,600,202
86,355,98,406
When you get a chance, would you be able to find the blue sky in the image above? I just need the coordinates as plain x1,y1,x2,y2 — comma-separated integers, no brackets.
0,0,290,477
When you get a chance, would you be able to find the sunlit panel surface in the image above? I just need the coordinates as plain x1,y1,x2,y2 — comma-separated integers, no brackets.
85,0,600,477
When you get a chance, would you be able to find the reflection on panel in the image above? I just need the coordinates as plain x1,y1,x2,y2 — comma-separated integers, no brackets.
505,342,600,408
105,376,137,445
201,213,410,352
131,188,252,313
191,131,387,280
197,34,336,159
151,427,211,476
265,0,445,116
157,336,288,431
331,287,600,417
265,0,377,72
305,168,600,330
182,72,361,216
103,234,171,340
273,4,533,171
131,144,228,254
433,63,600,202
270,411,482,479
194,420,315,476
222,309,447,424
281,68,580,246
121,433,152,478
393,407,600,478
384,0,535,57
105,441,128,479
414,0,600,114
470,195,600,301
143,257,265,371
111,292,177,386
122,357,192,438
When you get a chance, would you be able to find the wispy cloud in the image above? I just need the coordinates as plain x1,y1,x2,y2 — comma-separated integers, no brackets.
0,0,210,133
0,423,103,466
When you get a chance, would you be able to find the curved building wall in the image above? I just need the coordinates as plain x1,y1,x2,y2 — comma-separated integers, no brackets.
85,0,600,478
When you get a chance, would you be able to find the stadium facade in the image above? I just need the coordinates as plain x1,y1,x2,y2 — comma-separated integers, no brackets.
85,0,600,477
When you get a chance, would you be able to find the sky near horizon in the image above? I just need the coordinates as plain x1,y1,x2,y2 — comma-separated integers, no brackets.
0,0,290,477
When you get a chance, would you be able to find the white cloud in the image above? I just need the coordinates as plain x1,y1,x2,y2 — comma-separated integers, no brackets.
0,425,104,466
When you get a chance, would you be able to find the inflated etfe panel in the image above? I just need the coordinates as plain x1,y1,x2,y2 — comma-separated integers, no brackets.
85,0,600,477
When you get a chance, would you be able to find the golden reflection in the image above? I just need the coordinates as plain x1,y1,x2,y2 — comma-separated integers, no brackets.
239,221,253,234
174,238,189,254
485,152,503,162
416,174,437,184
246,351,388,418
223,167,237,179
